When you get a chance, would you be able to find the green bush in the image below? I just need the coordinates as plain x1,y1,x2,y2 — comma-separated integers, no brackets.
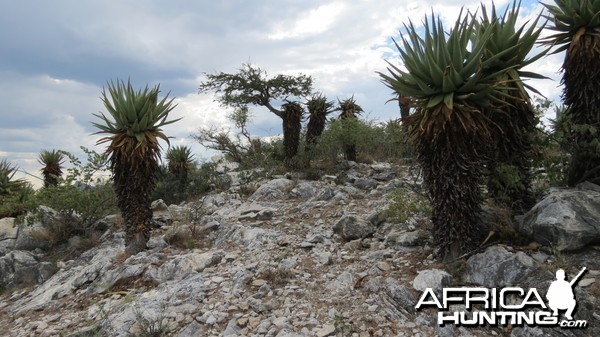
153,161,237,205
21,147,118,250
0,185,34,218
311,117,411,164
530,100,570,194
386,188,431,224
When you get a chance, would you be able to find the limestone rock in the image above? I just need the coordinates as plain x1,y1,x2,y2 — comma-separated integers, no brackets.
353,177,378,190
249,178,294,200
333,215,376,241
464,245,537,287
151,199,168,212
0,250,57,290
520,184,600,251
412,269,453,293
145,250,224,283
0,217,17,254
316,324,336,337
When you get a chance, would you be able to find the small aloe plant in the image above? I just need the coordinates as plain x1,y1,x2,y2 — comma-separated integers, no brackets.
38,149,65,187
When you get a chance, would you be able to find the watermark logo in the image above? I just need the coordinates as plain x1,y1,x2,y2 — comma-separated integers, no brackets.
415,267,588,329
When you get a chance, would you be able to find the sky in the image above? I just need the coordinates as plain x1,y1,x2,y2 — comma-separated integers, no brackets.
0,0,563,188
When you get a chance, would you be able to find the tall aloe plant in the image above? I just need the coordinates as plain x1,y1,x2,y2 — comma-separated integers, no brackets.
477,1,548,211
543,0,600,185
281,101,304,162
167,145,195,193
38,149,65,188
337,96,363,162
380,11,515,260
305,93,334,154
93,80,180,254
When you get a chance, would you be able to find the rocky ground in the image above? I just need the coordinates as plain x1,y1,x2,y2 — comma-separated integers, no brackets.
0,161,599,337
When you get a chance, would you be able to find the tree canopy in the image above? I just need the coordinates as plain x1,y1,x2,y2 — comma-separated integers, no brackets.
199,63,313,118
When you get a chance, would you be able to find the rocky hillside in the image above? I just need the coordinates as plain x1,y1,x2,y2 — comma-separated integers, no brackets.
0,161,599,337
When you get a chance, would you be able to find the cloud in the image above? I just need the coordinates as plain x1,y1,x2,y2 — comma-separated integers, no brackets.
268,2,346,40
0,0,562,188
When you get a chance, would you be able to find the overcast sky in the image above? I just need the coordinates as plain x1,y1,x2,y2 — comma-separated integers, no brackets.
0,0,563,187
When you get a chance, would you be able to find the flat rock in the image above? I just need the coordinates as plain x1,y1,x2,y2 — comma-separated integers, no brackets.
316,324,336,337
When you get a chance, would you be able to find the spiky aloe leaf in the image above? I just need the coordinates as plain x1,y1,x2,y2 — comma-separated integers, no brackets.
93,80,179,134
0,158,28,196
477,1,549,99
337,96,363,119
542,0,600,54
379,10,518,119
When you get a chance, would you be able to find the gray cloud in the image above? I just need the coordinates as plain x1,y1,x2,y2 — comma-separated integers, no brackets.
0,0,560,187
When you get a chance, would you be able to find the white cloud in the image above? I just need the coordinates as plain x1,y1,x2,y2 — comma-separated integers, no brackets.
268,2,346,40
0,0,564,188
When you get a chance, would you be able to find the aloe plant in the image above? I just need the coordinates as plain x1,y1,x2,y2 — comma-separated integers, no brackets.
380,10,516,260
542,0,600,185
0,158,28,196
166,145,194,193
281,101,304,162
337,96,363,162
305,93,334,154
477,1,548,210
38,149,65,188
93,79,180,254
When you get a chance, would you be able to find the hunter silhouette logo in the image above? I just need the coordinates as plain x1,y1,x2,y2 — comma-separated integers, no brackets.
546,267,586,321
415,267,589,329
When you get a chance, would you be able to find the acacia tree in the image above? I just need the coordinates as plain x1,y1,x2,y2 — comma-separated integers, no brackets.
199,63,313,161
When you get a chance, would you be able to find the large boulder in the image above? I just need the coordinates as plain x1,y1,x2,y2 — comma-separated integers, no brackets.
0,250,57,290
0,217,18,254
463,245,537,287
519,183,600,251
249,178,294,201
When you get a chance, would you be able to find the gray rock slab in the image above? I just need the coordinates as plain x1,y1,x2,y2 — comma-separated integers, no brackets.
464,245,537,287
520,186,600,251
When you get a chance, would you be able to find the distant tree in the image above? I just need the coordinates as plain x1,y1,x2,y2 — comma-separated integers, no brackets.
305,93,334,154
199,63,313,160
337,96,363,162
543,0,600,185
166,145,195,187
281,101,304,161
38,149,65,188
